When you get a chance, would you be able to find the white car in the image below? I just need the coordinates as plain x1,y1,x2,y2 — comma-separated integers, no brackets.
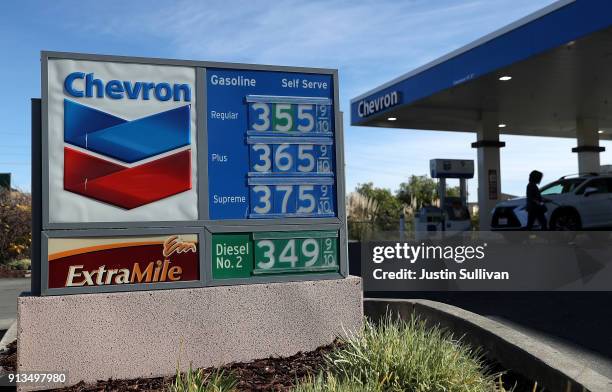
491,174,612,230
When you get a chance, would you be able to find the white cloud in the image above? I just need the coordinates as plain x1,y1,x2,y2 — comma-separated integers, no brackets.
60,0,550,68
53,0,574,201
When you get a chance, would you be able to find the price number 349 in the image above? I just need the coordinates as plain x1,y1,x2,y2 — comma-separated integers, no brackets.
255,237,337,271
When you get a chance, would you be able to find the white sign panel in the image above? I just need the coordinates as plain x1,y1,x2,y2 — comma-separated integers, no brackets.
46,59,198,223
430,159,474,179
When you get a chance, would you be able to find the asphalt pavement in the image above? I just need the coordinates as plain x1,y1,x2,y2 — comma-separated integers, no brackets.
0,278,30,330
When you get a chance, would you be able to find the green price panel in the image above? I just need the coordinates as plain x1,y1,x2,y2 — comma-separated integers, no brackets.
253,231,338,275
212,231,339,280
212,234,253,279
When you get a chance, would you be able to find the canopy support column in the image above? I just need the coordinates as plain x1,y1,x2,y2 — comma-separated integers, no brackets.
573,118,604,173
472,112,505,230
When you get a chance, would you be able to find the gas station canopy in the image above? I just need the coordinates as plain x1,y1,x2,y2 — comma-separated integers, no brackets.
351,0,612,140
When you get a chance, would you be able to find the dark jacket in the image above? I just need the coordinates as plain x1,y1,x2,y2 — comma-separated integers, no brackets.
526,182,544,212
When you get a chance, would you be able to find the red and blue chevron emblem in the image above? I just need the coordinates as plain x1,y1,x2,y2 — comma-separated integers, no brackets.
63,100,192,209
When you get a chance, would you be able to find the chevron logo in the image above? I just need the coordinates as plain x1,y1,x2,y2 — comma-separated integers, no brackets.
63,99,192,209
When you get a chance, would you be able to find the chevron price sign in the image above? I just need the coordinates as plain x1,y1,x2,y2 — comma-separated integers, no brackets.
38,52,347,295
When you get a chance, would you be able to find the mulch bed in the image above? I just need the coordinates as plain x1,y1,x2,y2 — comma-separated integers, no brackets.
41,341,341,392
0,340,541,391
0,341,16,372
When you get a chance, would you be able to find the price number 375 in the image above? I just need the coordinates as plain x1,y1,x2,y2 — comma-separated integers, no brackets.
251,184,333,215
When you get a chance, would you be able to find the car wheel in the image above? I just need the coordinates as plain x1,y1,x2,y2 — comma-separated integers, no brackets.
551,210,582,231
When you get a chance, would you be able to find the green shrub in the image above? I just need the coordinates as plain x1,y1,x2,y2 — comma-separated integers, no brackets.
4,258,31,271
167,365,237,392
296,314,500,392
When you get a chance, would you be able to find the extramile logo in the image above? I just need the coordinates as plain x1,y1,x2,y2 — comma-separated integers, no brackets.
63,99,192,209
48,235,200,289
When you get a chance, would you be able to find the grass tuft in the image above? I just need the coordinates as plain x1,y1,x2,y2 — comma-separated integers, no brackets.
292,373,379,392
167,364,237,392
294,313,503,392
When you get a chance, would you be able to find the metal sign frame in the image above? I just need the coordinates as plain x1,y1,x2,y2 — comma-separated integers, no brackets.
41,227,207,296
33,51,348,295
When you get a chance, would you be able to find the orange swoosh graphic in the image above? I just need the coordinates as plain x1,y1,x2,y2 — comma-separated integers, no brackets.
48,241,164,261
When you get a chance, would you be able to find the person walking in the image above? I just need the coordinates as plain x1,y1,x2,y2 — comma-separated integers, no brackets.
526,170,548,230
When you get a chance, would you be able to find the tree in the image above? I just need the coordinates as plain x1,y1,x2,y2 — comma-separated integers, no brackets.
397,176,465,209
446,186,461,198
355,183,404,233
346,192,379,240
396,175,437,209
0,189,31,264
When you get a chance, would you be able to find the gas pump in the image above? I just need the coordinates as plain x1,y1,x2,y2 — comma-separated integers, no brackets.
414,159,474,235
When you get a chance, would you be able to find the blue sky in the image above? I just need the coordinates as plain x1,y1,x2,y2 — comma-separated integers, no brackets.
1,0,608,200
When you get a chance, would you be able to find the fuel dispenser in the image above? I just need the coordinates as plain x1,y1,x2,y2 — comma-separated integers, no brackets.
414,159,474,234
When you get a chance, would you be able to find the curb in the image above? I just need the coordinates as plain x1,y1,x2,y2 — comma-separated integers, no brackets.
0,320,17,352
364,298,612,392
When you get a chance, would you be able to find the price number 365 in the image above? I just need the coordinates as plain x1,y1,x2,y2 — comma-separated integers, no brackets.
251,143,332,174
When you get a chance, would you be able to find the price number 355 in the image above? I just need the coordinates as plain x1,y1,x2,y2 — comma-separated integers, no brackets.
250,103,331,133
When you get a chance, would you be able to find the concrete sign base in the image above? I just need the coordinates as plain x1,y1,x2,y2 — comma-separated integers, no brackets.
16,276,362,391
